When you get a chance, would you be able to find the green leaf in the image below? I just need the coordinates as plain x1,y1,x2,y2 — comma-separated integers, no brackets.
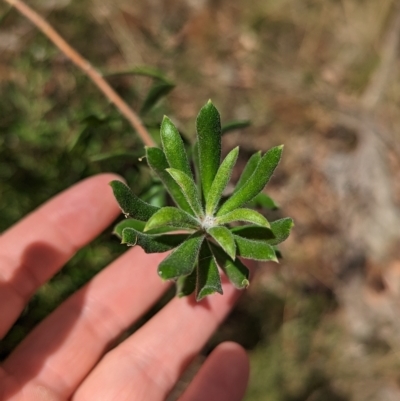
121,227,189,253
113,219,145,237
273,246,282,259
196,242,223,301
167,168,204,218
146,147,193,214
230,225,275,241
176,268,197,297
113,218,180,237
90,151,141,163
217,146,283,216
158,234,205,280
140,82,175,115
196,100,222,199
267,217,294,246
210,243,249,289
215,208,270,227
221,120,251,136
206,226,236,260
160,116,192,177
110,180,160,221
103,65,172,82
206,147,239,215
234,235,278,262
144,206,199,231
233,151,261,194
191,141,202,195
248,192,279,210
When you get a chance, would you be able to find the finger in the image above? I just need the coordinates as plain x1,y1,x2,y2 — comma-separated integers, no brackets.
2,247,169,400
72,276,246,401
179,342,249,401
0,174,121,338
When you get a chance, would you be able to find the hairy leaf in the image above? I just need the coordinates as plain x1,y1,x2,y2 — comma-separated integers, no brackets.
234,235,278,262
230,225,275,241
233,151,261,194
217,146,283,216
216,208,270,227
210,243,249,289
121,227,188,253
167,168,204,218
110,180,160,221
158,234,205,280
248,192,279,210
207,226,236,260
196,100,222,199
144,207,199,231
114,219,182,238
267,217,294,245
206,146,239,215
161,116,192,177
196,242,223,301
146,146,193,214
176,268,197,297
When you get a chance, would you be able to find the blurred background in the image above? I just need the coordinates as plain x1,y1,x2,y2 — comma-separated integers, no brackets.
1,0,400,399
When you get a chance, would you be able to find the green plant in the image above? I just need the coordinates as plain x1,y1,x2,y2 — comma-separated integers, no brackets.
111,100,293,301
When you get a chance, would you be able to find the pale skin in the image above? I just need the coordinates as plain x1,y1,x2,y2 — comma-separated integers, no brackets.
0,174,249,401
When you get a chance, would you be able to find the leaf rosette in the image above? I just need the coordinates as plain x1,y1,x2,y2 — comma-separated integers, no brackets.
111,100,293,301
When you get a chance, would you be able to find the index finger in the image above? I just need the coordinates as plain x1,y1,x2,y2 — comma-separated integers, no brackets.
0,174,121,338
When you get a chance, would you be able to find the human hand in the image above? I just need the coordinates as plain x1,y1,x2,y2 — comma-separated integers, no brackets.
0,174,249,401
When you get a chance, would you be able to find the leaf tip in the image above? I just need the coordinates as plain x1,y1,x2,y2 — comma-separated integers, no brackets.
242,279,250,288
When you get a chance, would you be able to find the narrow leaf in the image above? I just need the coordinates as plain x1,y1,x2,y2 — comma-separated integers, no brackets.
267,218,294,246
114,218,179,237
161,116,192,177
158,234,205,280
230,225,275,241
90,151,141,163
207,226,236,260
110,180,159,221
210,243,249,289
234,235,278,262
146,146,193,214
192,141,202,196
114,219,145,237
121,227,189,253
217,146,283,216
206,147,239,215
196,242,223,301
176,268,197,297
103,65,172,82
248,192,279,210
144,207,199,231
140,82,175,115
233,151,261,194
167,168,204,218
216,208,270,227
196,100,222,199
221,119,251,136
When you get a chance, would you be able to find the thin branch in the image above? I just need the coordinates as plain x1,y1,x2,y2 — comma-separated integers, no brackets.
3,0,155,147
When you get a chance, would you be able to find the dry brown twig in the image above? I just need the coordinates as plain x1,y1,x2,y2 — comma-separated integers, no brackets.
2,0,155,147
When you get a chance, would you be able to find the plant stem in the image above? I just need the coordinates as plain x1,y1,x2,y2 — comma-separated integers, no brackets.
3,0,156,147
